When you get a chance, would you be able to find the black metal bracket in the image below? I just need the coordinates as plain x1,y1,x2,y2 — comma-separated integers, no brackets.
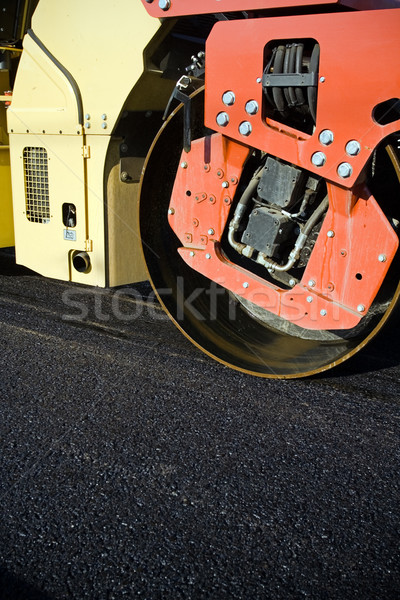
163,76,193,153
262,72,318,88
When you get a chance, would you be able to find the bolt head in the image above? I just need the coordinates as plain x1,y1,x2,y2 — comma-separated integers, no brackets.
239,121,252,136
85,122,91,129
222,181,229,189
311,152,326,167
245,100,259,115
205,253,211,260
289,279,296,287
208,228,215,236
306,296,313,303
190,251,195,257
319,129,334,146
168,208,175,215
320,309,327,316
378,254,387,263
222,91,235,106
85,114,90,120
345,140,361,156
216,112,229,127
158,0,170,10
102,114,107,120
357,304,366,313
308,279,316,288
243,282,249,289
180,161,188,169
327,230,335,238
101,122,107,129
319,76,325,83
337,162,353,178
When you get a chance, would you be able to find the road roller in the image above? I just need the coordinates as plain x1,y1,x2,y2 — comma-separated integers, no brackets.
1,0,400,377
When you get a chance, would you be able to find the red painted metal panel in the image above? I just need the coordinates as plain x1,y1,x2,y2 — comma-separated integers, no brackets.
168,135,398,330
141,0,341,19
205,9,400,188
141,0,399,18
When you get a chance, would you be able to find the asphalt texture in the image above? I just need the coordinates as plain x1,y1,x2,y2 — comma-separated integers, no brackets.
0,248,399,600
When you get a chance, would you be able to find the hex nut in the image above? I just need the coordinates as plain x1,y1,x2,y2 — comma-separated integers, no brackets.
222,91,235,106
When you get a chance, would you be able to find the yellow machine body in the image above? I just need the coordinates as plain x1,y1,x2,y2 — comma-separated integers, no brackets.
5,0,172,286
0,67,14,248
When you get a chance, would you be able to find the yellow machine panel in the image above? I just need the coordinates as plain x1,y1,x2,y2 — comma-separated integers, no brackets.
0,68,14,248
7,0,164,286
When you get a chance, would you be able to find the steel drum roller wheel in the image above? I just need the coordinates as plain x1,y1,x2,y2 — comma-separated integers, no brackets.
139,92,400,378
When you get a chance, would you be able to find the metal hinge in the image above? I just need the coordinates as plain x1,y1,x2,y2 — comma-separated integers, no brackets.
85,239,93,252
82,145,91,158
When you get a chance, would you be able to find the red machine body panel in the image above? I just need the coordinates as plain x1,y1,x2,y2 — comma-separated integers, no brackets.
168,136,397,330
141,0,400,18
204,9,400,188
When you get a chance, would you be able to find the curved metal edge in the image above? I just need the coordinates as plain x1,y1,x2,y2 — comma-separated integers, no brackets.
27,28,83,126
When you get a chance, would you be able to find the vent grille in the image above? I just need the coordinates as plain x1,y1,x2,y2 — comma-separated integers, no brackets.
23,147,50,224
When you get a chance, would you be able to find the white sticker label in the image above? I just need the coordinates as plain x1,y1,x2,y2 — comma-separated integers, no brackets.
64,229,77,241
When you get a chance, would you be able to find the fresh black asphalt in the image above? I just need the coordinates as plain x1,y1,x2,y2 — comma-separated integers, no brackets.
0,249,399,599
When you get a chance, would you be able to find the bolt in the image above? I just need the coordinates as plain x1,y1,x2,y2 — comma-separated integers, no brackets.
205,253,211,260
243,282,249,289
190,251,195,257
216,112,229,127
320,309,327,316
319,76,325,83
230,176,238,185
311,151,326,167
357,304,366,313
101,122,107,129
337,162,353,178
209,195,216,204
158,0,170,10
121,171,129,182
239,121,252,136
245,100,259,115
308,279,316,288
222,181,229,189
85,122,91,129
289,279,296,287
345,140,361,156
180,161,188,169
306,296,313,303
204,164,210,172
378,254,387,263
222,91,235,106
168,208,175,215
327,230,335,238
102,114,107,120
85,114,91,120
256,77,262,84
319,129,334,146
224,197,231,205
208,228,215,236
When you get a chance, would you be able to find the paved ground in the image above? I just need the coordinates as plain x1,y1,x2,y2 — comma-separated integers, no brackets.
0,248,399,600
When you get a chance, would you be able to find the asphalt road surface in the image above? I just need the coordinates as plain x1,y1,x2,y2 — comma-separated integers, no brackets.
0,248,399,600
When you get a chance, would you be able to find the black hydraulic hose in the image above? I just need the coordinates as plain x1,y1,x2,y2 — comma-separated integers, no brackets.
295,44,305,106
272,46,285,112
